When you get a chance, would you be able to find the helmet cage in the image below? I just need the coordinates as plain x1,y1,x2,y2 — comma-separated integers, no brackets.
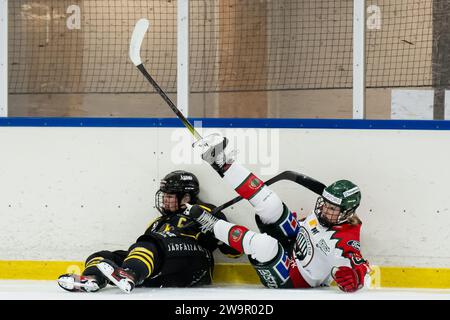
314,196,357,227
155,190,188,215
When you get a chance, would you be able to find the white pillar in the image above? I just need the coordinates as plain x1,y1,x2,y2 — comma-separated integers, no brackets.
0,0,8,117
353,0,366,119
177,0,189,117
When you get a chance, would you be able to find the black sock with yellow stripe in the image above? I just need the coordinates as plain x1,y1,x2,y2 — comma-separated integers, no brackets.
82,250,125,288
122,242,160,285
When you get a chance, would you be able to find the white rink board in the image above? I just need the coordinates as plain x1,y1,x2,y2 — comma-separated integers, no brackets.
0,126,449,268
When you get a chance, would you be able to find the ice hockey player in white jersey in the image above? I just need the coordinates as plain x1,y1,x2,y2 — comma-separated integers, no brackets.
183,134,371,292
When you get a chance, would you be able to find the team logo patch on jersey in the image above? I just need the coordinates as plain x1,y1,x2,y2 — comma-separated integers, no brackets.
316,239,331,255
274,251,291,282
309,218,320,235
308,219,318,228
347,240,361,251
294,227,314,267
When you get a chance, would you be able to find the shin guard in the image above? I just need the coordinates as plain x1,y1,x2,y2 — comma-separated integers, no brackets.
249,243,293,288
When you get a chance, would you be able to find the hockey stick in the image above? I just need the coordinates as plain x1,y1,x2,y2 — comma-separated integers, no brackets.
129,18,202,141
211,171,326,214
130,20,324,212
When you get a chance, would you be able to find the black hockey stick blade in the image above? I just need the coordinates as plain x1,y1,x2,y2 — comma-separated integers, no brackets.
212,171,326,214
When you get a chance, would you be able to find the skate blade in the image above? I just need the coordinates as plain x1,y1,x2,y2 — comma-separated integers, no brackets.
57,276,77,291
57,275,99,293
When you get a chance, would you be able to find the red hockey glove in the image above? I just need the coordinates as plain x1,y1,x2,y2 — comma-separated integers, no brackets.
331,266,361,293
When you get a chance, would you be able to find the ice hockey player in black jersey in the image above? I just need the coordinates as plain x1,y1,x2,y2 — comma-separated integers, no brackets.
57,170,241,293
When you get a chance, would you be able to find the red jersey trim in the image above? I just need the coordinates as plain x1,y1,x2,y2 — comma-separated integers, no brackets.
288,259,311,288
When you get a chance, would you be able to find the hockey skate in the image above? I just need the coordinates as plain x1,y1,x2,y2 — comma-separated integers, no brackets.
193,133,236,175
57,274,102,293
183,203,219,233
96,259,136,294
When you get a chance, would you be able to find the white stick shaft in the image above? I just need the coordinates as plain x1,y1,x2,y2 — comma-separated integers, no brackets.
130,18,150,66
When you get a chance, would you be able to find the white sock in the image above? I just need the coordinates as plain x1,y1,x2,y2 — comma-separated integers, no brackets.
223,162,251,189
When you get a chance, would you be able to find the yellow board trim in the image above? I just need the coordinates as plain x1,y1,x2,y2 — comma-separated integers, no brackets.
371,266,450,289
0,261,85,280
213,263,260,285
1,261,450,289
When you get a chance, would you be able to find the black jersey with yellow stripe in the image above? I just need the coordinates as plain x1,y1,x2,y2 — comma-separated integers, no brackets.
144,202,242,258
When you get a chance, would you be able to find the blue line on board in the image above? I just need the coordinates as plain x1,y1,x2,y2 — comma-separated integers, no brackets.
0,117,449,130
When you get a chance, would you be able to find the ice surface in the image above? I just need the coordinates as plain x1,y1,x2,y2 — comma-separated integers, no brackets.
0,280,449,300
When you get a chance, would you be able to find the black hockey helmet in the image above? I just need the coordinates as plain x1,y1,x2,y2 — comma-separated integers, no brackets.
155,170,200,215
